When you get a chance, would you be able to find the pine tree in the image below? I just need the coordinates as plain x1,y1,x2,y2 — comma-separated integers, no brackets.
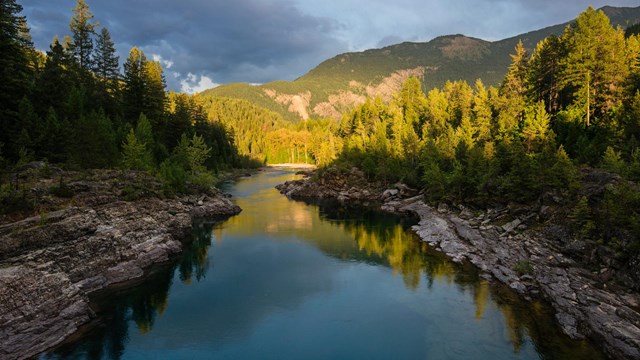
121,129,150,171
394,77,426,132
0,0,33,159
521,102,552,153
527,35,564,113
144,60,167,129
560,6,628,127
69,0,97,71
472,79,493,142
123,47,147,124
93,27,119,114
166,93,192,150
495,41,528,140
35,37,73,116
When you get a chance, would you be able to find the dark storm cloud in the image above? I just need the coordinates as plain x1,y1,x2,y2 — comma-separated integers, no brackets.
21,0,347,91
20,0,640,92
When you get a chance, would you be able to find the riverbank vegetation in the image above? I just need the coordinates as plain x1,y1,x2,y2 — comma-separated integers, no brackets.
328,7,640,263
2,1,639,256
0,0,260,201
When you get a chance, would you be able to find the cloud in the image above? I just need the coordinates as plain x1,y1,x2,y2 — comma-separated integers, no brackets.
20,0,640,92
180,73,219,94
151,54,173,70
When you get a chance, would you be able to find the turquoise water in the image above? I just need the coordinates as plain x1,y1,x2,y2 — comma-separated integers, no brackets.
40,169,605,359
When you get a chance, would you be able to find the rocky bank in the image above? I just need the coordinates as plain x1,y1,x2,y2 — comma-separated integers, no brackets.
0,169,240,360
276,167,640,360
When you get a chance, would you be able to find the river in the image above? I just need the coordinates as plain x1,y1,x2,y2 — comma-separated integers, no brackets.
39,169,605,359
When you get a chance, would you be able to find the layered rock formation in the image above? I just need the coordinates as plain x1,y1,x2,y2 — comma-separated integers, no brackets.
0,170,240,360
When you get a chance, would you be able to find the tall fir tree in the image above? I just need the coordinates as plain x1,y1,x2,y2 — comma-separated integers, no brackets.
69,0,97,72
560,6,628,128
123,47,147,124
143,60,167,131
35,37,73,117
494,41,529,140
0,0,33,160
93,27,120,110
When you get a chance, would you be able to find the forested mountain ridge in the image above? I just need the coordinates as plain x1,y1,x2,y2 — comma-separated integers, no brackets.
202,5,640,121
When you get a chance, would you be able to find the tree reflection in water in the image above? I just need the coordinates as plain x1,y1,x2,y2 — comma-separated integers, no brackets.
41,222,216,360
317,203,603,359
40,202,603,360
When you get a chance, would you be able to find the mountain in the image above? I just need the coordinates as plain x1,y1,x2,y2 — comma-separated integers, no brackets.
201,5,640,121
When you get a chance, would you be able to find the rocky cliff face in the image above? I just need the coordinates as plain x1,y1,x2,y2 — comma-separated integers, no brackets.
0,170,241,360
276,168,640,360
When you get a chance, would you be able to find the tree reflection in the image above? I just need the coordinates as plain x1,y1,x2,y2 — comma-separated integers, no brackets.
179,222,215,284
40,222,216,359
317,203,605,359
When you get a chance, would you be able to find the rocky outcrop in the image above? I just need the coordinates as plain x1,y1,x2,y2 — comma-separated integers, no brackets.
276,166,388,203
0,171,241,360
276,169,640,360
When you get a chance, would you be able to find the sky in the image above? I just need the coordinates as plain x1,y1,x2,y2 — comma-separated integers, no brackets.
20,0,640,93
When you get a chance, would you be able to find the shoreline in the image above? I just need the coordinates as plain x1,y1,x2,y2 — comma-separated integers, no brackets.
0,170,241,360
275,168,640,360
265,163,317,170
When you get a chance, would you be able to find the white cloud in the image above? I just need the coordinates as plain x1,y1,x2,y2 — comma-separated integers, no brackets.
180,73,219,94
151,53,174,69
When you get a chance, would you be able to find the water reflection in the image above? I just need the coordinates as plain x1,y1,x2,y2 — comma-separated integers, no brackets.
39,170,605,360
312,206,603,358
41,223,216,360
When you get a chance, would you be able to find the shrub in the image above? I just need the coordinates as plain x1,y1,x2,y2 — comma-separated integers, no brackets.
514,260,534,276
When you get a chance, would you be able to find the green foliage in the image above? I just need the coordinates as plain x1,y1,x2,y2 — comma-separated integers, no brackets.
189,172,217,193
121,129,151,171
559,7,628,128
121,185,145,201
0,0,246,177
50,179,74,198
158,159,188,193
569,196,596,239
597,182,640,253
204,8,640,123
69,0,97,71
601,146,624,174
514,260,534,276
625,23,640,38
70,110,118,168
0,0,34,160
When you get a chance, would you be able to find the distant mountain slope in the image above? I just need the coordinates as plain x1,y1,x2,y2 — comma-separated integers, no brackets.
201,6,640,121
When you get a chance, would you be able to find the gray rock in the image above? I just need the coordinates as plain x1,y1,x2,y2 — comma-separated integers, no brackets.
502,218,522,233
0,190,240,360
382,189,399,199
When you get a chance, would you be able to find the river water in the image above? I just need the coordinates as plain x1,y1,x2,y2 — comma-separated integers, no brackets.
40,169,605,359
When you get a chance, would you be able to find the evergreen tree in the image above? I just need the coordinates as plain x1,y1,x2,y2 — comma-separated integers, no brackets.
123,47,147,123
93,27,120,114
0,0,32,159
144,60,167,129
35,37,73,116
40,107,66,163
69,0,97,71
495,41,528,140
166,93,192,150
560,6,628,128
71,110,118,168
472,79,493,142
121,129,150,171
527,35,564,113
521,102,552,153
394,77,426,132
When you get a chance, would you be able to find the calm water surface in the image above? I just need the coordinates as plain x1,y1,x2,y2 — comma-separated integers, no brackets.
40,169,605,359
